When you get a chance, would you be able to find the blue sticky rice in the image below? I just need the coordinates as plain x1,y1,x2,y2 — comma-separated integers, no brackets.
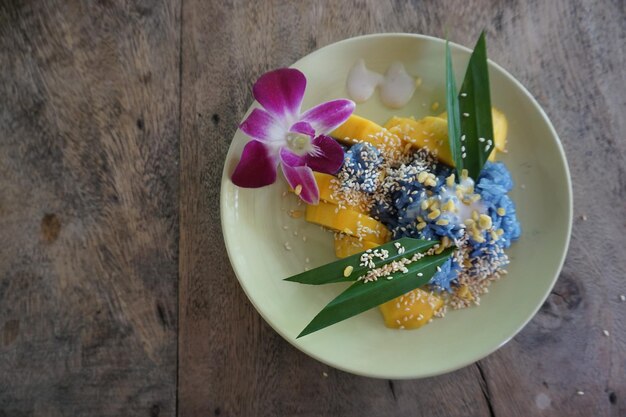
369,158,521,292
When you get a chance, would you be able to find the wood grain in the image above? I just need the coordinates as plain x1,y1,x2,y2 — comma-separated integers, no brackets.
179,0,625,416
0,1,180,416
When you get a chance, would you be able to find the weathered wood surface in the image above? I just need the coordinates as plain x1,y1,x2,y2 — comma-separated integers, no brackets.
179,1,625,417
1,0,625,416
0,1,180,416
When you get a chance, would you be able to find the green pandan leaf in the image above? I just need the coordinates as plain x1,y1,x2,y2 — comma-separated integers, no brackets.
297,247,454,338
446,40,463,172
284,237,438,285
457,31,495,180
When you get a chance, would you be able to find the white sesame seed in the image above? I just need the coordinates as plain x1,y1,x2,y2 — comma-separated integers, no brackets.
581,214,588,221
323,372,328,377
461,134,466,141
461,93,467,97
417,272,423,276
462,152,467,158
463,112,470,117
576,390,584,396
478,137,486,142
602,329,610,337
485,145,490,152
284,242,291,251
620,294,626,301
305,257,310,263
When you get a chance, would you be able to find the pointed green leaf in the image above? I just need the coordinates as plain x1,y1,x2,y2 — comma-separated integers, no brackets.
284,237,438,285
446,40,463,172
297,247,454,337
458,31,494,180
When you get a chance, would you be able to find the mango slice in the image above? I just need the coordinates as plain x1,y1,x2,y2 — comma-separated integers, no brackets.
305,201,390,244
289,172,367,214
491,107,508,153
288,172,338,204
312,172,364,213
331,114,403,150
334,234,380,258
379,288,443,329
312,172,339,204
384,116,453,166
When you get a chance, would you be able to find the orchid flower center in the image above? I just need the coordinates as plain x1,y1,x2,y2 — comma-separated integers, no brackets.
285,132,314,156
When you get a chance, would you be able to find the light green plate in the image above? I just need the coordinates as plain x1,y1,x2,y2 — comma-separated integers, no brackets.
220,34,572,379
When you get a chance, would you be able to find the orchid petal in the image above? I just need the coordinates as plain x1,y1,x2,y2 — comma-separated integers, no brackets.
281,153,319,204
253,68,306,124
300,99,355,134
305,135,345,174
239,108,284,143
231,140,278,188
279,147,306,168
289,121,315,137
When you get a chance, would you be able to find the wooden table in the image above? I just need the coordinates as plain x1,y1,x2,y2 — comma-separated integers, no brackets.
1,1,624,416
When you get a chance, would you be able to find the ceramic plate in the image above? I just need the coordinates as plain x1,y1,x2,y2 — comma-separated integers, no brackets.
220,34,572,379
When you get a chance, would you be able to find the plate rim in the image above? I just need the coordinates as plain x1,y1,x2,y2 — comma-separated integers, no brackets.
219,33,573,379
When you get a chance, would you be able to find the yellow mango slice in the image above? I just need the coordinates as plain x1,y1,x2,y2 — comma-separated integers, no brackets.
491,107,508,153
384,116,454,166
311,172,339,205
313,172,363,212
334,234,380,258
379,288,443,329
289,172,367,214
331,114,403,150
305,201,390,244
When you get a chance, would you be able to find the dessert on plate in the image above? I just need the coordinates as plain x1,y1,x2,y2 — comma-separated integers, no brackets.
230,33,521,337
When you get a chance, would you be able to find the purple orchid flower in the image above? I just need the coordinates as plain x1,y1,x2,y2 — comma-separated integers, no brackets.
231,68,355,204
